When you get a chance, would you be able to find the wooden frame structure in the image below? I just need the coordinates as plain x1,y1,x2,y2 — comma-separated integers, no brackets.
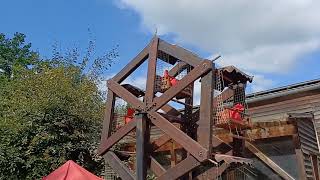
97,36,255,180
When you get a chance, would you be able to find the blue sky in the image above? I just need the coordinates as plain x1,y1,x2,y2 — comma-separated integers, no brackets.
1,0,320,95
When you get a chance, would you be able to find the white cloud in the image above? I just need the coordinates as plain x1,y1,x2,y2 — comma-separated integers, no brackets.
248,74,274,92
117,0,320,75
219,40,320,74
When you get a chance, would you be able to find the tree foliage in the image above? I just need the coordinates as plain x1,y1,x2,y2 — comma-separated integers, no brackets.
0,33,118,179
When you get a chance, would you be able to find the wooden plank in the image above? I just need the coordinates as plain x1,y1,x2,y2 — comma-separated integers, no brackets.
149,111,208,162
153,60,212,111
157,155,200,180
145,36,159,104
104,151,135,180
246,141,295,180
216,124,297,143
150,156,166,177
198,65,214,154
98,118,137,155
108,80,144,110
113,41,150,83
158,39,202,67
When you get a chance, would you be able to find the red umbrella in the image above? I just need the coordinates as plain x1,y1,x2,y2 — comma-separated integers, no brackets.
42,160,103,180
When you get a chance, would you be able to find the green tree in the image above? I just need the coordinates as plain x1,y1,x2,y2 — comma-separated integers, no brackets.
0,33,118,179
0,33,39,79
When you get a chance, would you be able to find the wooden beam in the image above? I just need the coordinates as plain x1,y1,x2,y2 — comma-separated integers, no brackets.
168,61,188,77
161,104,181,116
104,151,135,180
158,39,202,67
150,156,166,177
198,64,214,154
145,36,159,104
216,123,297,143
100,90,115,149
152,60,212,111
149,111,208,162
152,134,171,151
98,118,137,155
157,155,200,180
113,42,149,83
108,80,144,110
246,141,295,180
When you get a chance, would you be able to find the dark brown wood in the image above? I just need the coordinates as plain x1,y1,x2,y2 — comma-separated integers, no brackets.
158,39,202,67
152,60,212,111
150,156,166,177
198,64,214,154
113,42,150,83
104,151,135,180
145,36,159,105
100,90,115,150
149,111,208,162
108,80,144,110
98,118,137,155
136,114,148,180
152,134,171,150
157,155,200,180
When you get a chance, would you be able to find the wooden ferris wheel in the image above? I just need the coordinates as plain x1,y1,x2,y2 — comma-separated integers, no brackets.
98,36,253,180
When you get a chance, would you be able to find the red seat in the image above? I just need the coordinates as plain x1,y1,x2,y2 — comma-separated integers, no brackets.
124,108,135,124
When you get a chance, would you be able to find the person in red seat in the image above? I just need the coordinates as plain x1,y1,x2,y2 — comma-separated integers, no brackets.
229,103,245,121
163,70,179,86
124,108,135,124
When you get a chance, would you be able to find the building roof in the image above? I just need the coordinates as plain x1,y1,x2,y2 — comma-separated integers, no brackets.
246,78,320,106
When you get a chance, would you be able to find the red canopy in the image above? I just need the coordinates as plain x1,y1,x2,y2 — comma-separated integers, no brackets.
42,160,103,180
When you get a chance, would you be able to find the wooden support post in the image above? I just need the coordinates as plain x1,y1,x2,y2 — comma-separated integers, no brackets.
136,114,150,180
197,62,214,154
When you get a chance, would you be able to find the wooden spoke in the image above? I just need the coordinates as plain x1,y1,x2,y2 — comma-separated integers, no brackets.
108,80,144,110
100,90,116,147
98,118,137,155
104,151,135,180
150,156,166,177
149,111,208,162
152,134,171,151
168,61,188,77
157,155,200,180
152,60,212,111
113,42,150,83
145,36,159,104
158,39,202,67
